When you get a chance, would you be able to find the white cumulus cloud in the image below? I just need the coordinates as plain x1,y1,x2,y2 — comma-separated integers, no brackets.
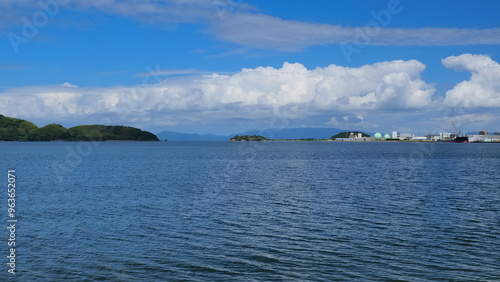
0,59,436,131
2,56,499,133
443,54,500,108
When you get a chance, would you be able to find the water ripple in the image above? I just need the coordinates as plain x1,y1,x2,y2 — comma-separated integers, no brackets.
2,142,499,280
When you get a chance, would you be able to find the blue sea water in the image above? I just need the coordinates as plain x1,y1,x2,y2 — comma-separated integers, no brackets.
0,141,499,281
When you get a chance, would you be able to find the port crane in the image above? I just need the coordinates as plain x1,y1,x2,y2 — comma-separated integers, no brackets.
452,121,461,137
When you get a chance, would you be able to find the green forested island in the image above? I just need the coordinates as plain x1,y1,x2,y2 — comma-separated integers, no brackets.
0,115,159,141
230,135,269,141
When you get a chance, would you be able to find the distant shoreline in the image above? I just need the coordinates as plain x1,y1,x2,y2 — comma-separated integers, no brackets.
230,139,499,143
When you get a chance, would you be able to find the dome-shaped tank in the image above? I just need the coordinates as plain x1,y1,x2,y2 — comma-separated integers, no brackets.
383,134,391,139
374,132,382,140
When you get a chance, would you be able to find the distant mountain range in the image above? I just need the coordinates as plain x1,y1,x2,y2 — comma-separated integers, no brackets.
156,128,346,141
155,131,229,141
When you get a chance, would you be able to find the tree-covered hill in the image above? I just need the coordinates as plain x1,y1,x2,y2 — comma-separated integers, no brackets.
0,115,38,141
68,125,159,141
0,114,159,141
230,135,268,141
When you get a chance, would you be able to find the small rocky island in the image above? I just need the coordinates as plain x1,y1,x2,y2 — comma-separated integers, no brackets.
230,135,268,141
0,114,159,141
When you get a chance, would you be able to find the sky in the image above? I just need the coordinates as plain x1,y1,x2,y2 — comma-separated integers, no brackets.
1,0,499,135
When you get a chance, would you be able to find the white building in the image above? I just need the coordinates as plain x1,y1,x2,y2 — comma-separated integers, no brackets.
399,133,413,140
439,132,451,140
468,135,500,142
430,135,441,141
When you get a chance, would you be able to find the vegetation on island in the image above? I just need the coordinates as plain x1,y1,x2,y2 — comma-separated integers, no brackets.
230,135,268,141
66,125,159,141
0,114,159,141
0,115,38,141
330,131,371,140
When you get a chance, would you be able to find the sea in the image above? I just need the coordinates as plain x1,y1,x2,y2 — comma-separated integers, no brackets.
0,141,498,281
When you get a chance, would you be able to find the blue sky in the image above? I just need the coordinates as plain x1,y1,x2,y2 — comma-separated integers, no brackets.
1,0,499,135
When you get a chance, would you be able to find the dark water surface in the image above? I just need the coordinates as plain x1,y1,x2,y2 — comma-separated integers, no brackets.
0,141,499,281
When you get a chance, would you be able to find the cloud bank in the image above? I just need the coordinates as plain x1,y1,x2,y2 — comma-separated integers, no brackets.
1,54,498,133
